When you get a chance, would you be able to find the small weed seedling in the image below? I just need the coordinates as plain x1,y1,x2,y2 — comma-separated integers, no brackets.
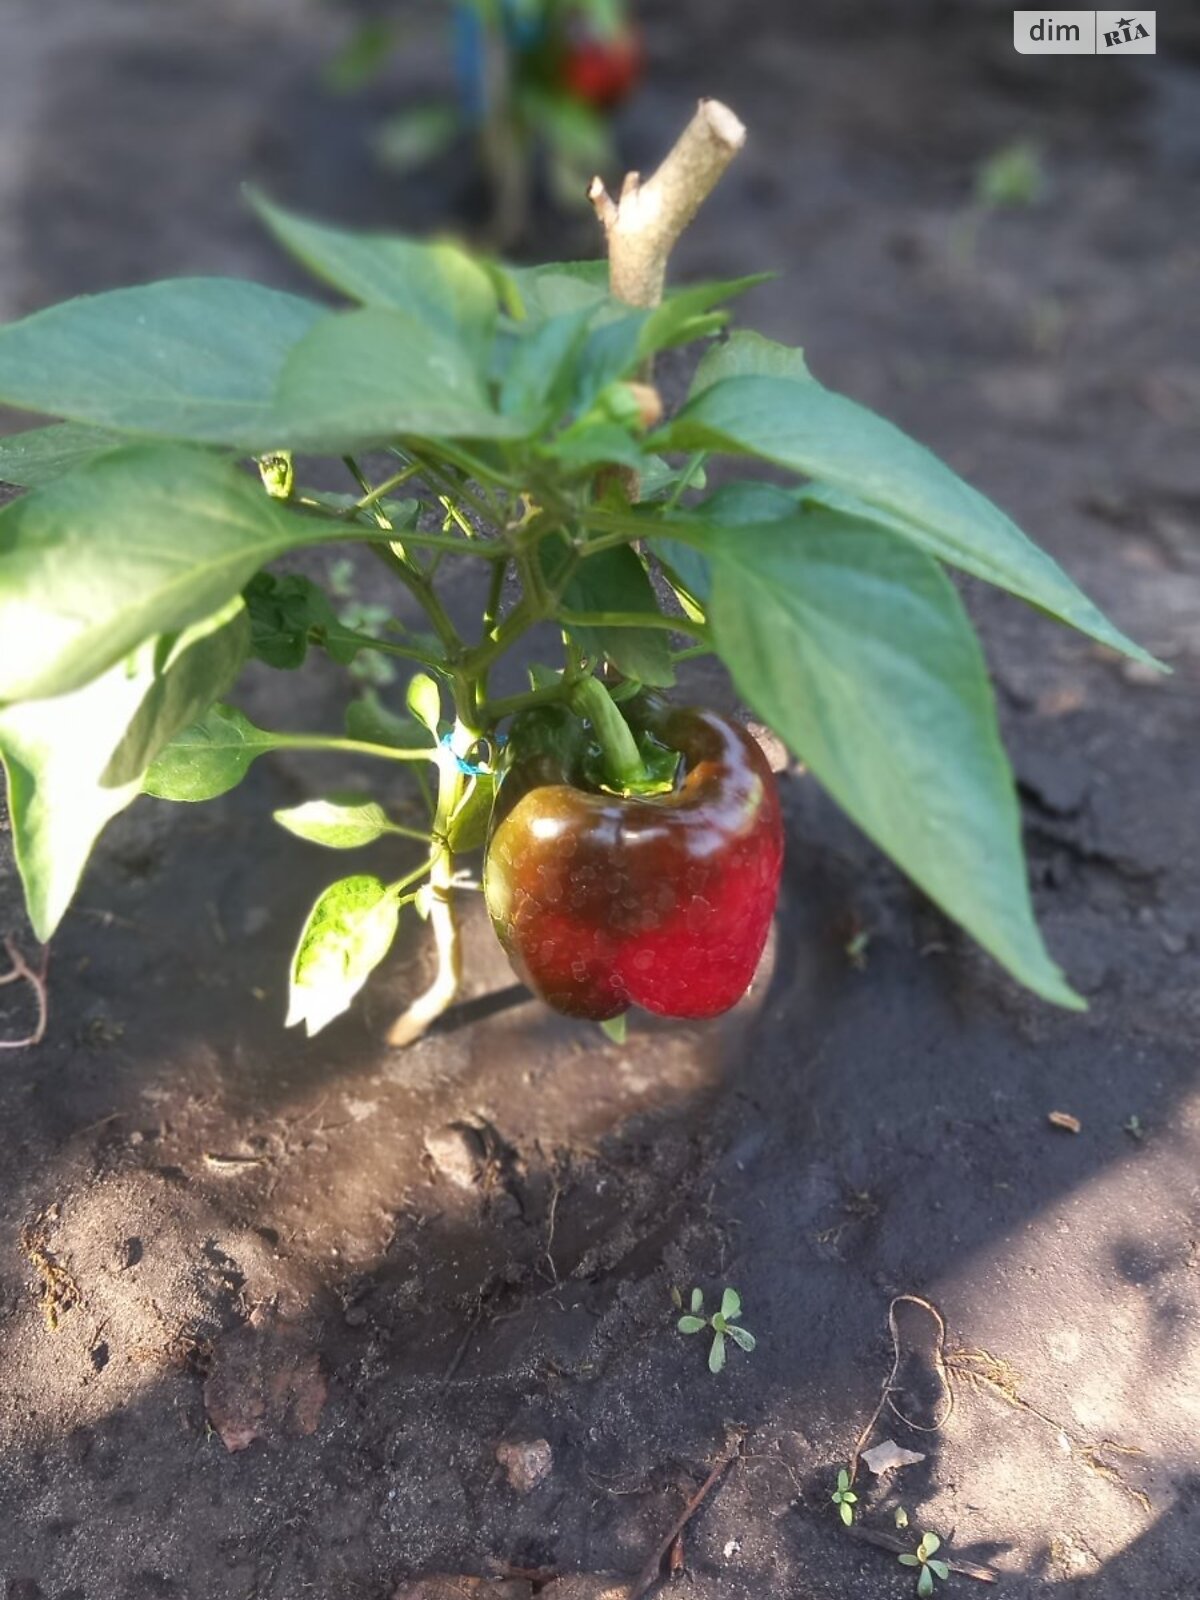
830,1467,857,1526
899,1532,950,1597
676,1287,755,1373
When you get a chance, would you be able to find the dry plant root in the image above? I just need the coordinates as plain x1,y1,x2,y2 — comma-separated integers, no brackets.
0,935,49,1050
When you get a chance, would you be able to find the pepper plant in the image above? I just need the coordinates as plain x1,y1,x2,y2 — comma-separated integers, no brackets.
0,101,1157,1046
328,0,642,241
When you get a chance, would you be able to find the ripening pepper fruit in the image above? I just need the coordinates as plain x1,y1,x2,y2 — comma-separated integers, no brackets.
559,27,644,110
484,700,783,1020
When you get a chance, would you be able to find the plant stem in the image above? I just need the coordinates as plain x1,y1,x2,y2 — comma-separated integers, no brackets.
589,99,747,311
569,676,646,789
558,608,711,642
386,732,466,1046
324,625,446,672
348,461,423,513
664,451,709,511
482,558,509,635
480,678,575,725
344,455,470,658
268,733,436,763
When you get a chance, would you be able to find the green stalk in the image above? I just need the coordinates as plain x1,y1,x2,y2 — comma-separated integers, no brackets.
268,733,435,763
386,727,467,1047
569,676,647,790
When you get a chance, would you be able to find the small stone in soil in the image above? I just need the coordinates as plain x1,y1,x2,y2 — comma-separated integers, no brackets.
424,1124,486,1189
495,1436,553,1493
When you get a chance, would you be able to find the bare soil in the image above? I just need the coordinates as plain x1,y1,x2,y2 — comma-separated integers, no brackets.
1,3,1199,1597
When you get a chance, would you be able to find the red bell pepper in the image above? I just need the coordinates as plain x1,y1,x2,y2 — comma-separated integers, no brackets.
559,28,644,111
484,700,783,1020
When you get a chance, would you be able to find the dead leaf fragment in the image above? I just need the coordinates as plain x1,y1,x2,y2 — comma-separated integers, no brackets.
1048,1111,1082,1134
861,1439,926,1475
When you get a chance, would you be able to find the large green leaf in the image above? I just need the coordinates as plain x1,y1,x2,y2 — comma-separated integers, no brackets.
244,571,357,670
286,874,401,1036
549,541,675,686
273,308,528,451
652,483,799,612
0,422,126,487
343,693,429,752
694,506,1083,1008
506,261,610,319
0,279,325,449
499,306,593,423
249,192,498,363
0,602,248,940
639,276,772,360
142,703,286,802
0,444,350,703
690,329,810,393
662,374,1158,668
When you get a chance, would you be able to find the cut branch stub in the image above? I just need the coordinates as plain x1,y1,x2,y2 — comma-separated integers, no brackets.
590,99,747,310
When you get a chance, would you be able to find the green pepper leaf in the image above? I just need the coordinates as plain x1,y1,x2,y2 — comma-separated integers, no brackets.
504,261,610,320
550,542,675,687
660,373,1159,669
639,276,773,360
0,279,324,449
344,692,430,751
694,506,1084,1009
273,794,401,850
286,874,401,1036
244,572,347,670
0,422,126,487
405,673,441,735
0,444,351,704
0,601,248,940
273,308,528,452
249,192,498,365
447,773,495,853
142,703,284,802
690,329,810,394
499,306,594,423
653,486,801,616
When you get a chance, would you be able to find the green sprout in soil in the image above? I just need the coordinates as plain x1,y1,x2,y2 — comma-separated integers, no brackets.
830,1466,858,1526
973,139,1046,209
899,1532,951,1597
676,1286,755,1373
